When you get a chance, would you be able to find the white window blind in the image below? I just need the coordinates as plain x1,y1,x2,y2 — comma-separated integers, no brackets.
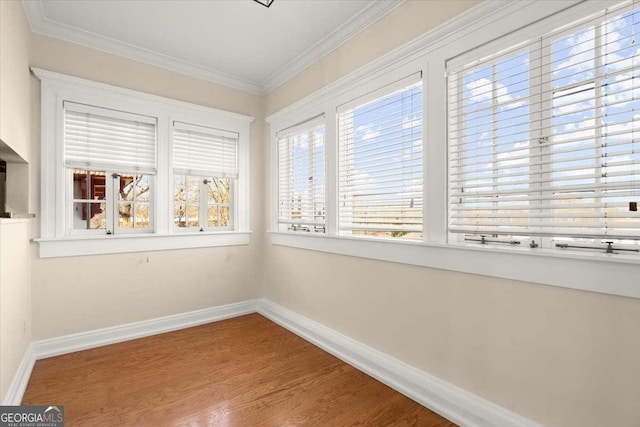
172,122,239,178
338,73,423,239
448,2,640,241
277,116,325,232
64,102,156,173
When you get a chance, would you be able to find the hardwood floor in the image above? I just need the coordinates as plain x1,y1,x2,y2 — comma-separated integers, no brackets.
23,314,456,426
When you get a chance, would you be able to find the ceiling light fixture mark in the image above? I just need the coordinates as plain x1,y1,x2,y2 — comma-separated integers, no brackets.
253,0,274,8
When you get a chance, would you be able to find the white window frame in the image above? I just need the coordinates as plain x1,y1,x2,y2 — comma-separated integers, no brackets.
34,68,253,258
276,115,326,233
171,175,234,232
270,60,426,238
201,177,234,231
68,169,155,236
112,172,155,234
170,120,238,233
336,73,423,240
447,3,640,249
267,0,640,300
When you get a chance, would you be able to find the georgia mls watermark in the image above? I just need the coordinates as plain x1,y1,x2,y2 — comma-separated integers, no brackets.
0,406,64,427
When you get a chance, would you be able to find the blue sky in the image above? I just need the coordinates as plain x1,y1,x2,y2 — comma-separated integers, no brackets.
457,6,640,238
339,82,423,231
282,82,423,232
279,125,325,224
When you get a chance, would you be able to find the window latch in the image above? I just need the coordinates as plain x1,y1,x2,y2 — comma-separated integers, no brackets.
555,242,639,254
606,241,615,254
465,236,520,245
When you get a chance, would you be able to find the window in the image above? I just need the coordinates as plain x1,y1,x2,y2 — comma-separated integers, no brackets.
172,122,237,231
64,102,156,235
173,176,231,230
448,3,640,250
267,1,640,299
36,69,252,257
276,116,325,233
338,74,423,240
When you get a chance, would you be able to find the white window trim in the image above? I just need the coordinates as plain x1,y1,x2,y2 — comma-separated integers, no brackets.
171,176,234,232
269,230,640,298
337,72,423,238
267,0,640,300
276,114,326,233
33,68,253,258
446,1,640,246
37,232,251,258
269,59,427,237
67,170,156,236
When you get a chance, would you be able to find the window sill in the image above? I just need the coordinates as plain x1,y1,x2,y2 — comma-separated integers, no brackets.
35,231,252,258
0,217,34,225
269,231,640,300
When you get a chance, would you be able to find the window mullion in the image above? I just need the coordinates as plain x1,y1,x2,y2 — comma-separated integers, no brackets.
288,136,294,230
491,65,499,235
228,179,235,230
200,179,207,231
308,129,316,230
449,68,464,244
538,39,554,248
430,59,447,244
594,21,605,240
325,106,338,236
107,171,115,234
528,41,546,248
156,116,169,234
66,168,73,235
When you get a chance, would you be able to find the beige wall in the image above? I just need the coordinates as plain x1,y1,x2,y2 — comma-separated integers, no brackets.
3,0,639,424
263,247,640,427
0,0,33,402
263,1,640,427
29,35,265,339
0,0,31,161
0,220,32,400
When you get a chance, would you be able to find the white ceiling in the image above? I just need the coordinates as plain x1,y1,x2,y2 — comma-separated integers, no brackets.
22,0,404,94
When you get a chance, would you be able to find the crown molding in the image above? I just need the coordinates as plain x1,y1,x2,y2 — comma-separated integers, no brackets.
265,0,512,123
260,0,406,94
21,0,405,96
22,0,263,94
266,0,583,123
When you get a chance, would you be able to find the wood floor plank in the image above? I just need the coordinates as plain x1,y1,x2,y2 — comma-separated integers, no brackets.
22,314,456,426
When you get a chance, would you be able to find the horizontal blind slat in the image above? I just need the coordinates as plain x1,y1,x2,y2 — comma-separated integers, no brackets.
173,124,239,178
339,79,423,238
277,119,326,232
447,3,640,242
64,106,157,172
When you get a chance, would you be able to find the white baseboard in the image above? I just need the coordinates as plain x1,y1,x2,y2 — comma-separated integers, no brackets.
5,297,540,426
2,299,258,405
33,299,259,359
2,344,36,405
256,299,541,427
